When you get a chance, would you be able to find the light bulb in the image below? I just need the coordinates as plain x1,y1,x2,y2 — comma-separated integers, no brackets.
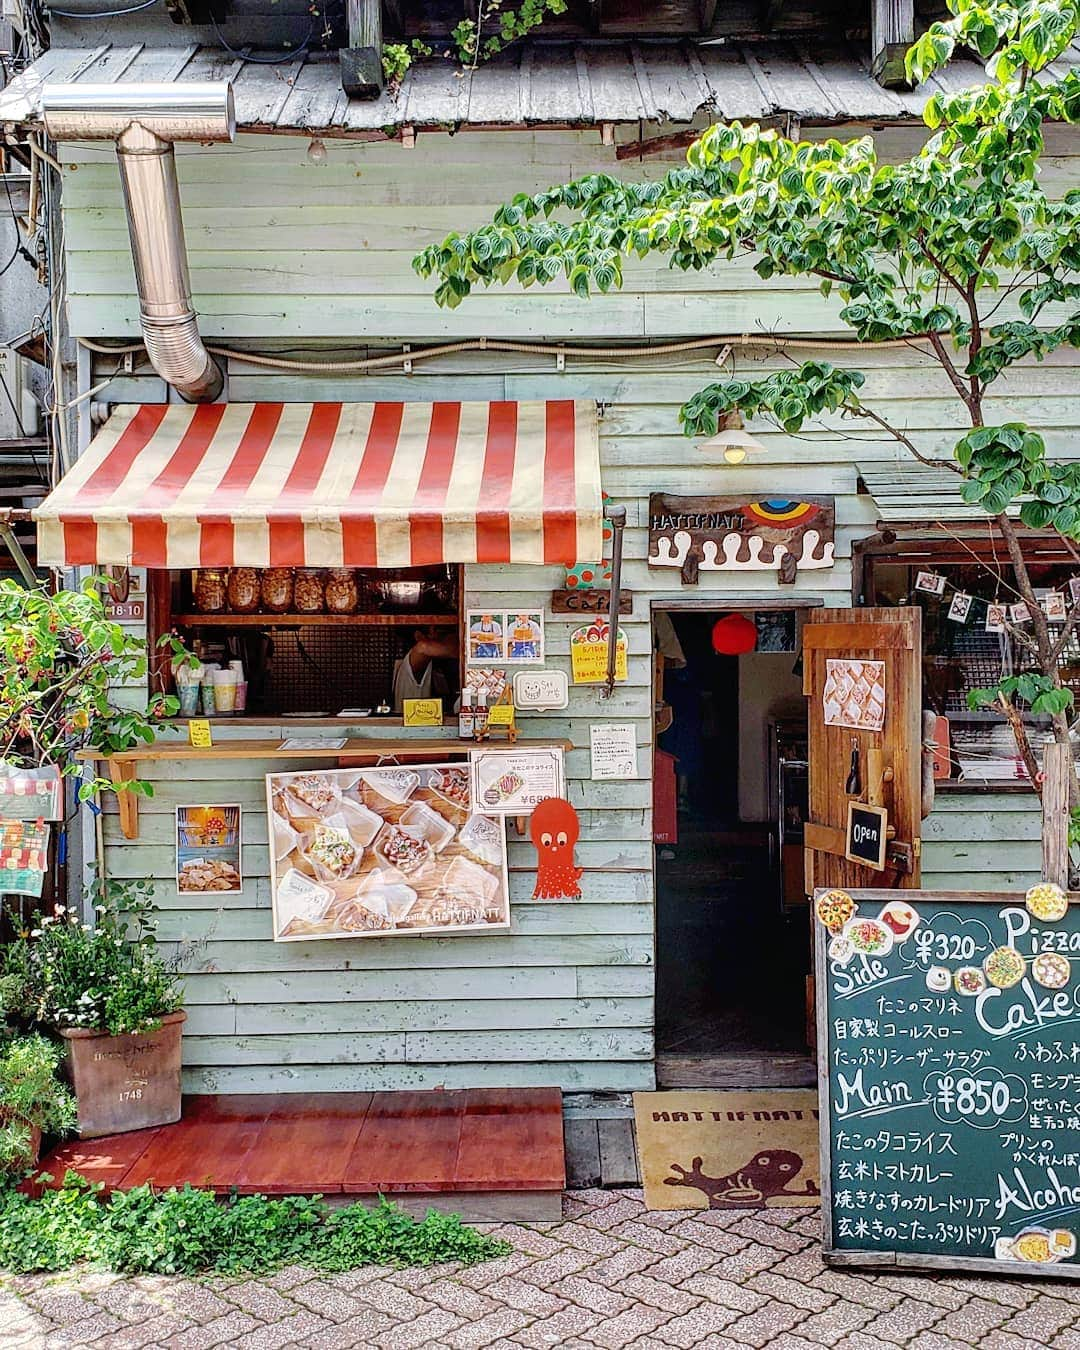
723,446,748,465
307,138,327,165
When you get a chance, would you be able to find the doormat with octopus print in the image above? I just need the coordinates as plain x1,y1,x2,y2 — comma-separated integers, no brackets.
632,1090,820,1211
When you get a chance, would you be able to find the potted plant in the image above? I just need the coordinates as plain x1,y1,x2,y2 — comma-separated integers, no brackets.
4,880,185,1139
0,1034,77,1176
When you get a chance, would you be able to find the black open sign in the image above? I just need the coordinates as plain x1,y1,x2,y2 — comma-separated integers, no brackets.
845,801,888,871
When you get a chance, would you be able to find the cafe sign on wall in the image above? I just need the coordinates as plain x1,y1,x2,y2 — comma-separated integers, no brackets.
648,493,835,584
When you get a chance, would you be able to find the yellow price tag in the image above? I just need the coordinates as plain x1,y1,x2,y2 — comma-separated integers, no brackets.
403,698,443,727
487,703,515,727
188,719,213,747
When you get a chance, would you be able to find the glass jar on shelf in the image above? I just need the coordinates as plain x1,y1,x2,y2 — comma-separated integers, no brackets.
324,568,359,614
194,568,228,613
261,568,294,613
294,568,326,614
226,567,261,614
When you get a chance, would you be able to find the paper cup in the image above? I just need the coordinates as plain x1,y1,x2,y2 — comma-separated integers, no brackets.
177,683,201,716
200,681,217,715
212,670,238,714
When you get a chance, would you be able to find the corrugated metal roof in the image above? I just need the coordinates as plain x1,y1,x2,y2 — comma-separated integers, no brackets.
3,39,1077,133
859,462,1024,523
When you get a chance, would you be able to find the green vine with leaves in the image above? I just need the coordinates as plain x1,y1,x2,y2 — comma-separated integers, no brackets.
382,0,568,86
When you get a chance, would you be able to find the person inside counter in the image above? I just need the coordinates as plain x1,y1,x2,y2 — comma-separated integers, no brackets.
392,627,460,713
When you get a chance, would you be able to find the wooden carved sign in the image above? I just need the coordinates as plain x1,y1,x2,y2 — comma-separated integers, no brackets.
648,494,835,585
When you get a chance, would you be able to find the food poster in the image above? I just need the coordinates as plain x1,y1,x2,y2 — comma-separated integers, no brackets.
816,886,1080,1276
469,747,566,816
570,621,628,684
466,611,545,664
0,820,49,897
176,805,243,895
0,765,62,821
822,658,886,732
266,765,509,941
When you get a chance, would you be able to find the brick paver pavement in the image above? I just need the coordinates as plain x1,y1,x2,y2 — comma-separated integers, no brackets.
3,1189,1080,1348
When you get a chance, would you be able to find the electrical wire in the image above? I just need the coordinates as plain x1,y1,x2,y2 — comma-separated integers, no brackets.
77,329,948,374
46,0,157,15
209,13,313,66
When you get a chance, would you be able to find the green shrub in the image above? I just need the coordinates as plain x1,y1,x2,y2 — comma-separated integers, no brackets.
0,1173,511,1275
0,1036,77,1176
2,880,183,1037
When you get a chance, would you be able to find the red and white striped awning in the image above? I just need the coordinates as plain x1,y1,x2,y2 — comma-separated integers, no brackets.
35,400,602,569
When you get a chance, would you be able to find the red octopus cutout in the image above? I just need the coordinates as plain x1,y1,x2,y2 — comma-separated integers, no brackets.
530,797,583,900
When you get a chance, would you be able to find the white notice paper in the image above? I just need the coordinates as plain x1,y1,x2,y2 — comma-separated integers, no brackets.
590,724,638,780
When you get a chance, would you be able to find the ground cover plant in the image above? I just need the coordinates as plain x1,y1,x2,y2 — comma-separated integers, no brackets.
0,1174,511,1275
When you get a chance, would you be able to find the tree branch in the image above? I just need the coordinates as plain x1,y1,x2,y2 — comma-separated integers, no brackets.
844,402,963,473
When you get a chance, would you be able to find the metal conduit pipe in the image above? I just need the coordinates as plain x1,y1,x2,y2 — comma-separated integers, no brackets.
41,83,236,403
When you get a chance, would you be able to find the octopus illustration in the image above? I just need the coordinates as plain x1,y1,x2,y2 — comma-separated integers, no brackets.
665,1151,820,1209
530,797,583,900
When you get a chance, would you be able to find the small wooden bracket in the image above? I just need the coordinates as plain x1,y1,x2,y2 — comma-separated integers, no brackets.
108,759,140,841
514,815,527,837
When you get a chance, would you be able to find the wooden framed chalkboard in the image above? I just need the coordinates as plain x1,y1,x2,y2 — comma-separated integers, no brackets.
845,802,887,871
815,889,1080,1279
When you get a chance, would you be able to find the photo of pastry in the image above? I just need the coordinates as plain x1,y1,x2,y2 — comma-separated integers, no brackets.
175,805,242,896
266,765,509,941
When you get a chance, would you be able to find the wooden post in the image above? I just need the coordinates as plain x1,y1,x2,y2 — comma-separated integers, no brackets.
871,0,915,88
341,0,384,100
1042,741,1071,889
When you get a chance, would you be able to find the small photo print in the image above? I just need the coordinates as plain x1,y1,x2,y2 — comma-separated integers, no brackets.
1070,576,1080,606
1010,601,1031,624
915,571,946,596
985,604,1007,634
948,593,973,623
176,804,242,894
505,611,545,664
1044,591,1068,621
466,611,505,663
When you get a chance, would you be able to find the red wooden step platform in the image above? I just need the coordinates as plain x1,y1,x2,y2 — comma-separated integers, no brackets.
37,1088,565,1222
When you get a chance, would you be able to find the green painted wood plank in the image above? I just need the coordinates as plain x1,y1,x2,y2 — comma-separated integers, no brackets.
232,996,653,1034
181,1060,656,1094
182,1033,408,1066
156,903,653,942
182,1028,651,1066
181,966,579,1004
175,935,653,973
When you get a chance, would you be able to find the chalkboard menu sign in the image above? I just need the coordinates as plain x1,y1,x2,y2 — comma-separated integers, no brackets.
815,888,1080,1279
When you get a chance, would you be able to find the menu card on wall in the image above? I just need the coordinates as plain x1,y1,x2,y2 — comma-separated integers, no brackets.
590,725,638,780
816,888,1080,1278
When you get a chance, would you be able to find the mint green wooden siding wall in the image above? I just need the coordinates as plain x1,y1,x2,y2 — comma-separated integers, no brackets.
64,127,1076,1093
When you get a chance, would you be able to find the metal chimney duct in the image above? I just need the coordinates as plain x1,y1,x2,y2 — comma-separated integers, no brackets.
42,83,236,402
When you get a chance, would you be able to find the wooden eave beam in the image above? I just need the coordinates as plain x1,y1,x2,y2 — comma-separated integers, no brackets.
699,0,718,34
341,0,384,100
871,0,915,88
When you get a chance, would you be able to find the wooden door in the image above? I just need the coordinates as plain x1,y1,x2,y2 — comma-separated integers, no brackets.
803,607,922,892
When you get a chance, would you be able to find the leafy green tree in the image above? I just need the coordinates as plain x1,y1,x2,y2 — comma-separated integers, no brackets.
416,0,1080,826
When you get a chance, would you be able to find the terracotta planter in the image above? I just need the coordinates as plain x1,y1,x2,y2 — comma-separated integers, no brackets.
60,1011,185,1139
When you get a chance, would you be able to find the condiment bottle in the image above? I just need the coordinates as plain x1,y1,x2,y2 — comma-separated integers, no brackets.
475,690,489,739
459,685,474,740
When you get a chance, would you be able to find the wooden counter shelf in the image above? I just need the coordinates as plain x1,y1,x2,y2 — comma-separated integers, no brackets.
174,613,457,627
78,738,573,841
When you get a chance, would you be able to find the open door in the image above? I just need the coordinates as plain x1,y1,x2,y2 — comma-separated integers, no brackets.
803,607,922,892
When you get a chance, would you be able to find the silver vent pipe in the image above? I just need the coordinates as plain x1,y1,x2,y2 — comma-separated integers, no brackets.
42,83,236,403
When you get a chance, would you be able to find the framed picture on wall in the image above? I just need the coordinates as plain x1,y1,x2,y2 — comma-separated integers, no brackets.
266,765,510,941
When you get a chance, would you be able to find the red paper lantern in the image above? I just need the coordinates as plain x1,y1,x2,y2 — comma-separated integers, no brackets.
711,613,757,655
